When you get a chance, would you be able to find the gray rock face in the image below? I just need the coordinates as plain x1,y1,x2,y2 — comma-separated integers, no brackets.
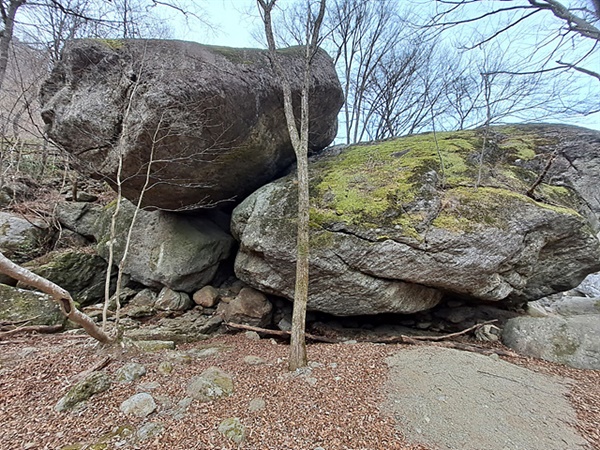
217,417,245,444
572,272,600,298
41,39,343,211
502,315,600,369
21,250,113,306
0,212,52,263
0,284,64,326
55,202,101,239
232,125,600,315
95,199,234,292
55,371,111,412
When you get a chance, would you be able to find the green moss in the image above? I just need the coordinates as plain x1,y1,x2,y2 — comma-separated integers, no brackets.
307,127,582,239
552,323,579,357
95,39,124,50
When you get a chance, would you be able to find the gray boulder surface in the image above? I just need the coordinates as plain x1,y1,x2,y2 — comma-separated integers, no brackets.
95,199,234,292
0,284,65,326
21,250,113,306
502,315,600,369
55,202,102,239
219,287,273,327
384,346,589,450
119,393,156,417
233,125,600,315
40,39,344,211
155,287,193,311
0,212,52,263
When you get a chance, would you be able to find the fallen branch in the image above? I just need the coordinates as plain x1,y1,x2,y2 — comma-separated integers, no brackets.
373,320,499,343
0,315,42,327
0,252,114,344
225,320,515,357
70,356,111,383
0,324,64,338
225,322,341,343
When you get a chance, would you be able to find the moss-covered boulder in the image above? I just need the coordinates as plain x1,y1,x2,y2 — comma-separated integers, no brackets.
21,249,114,306
0,284,65,325
40,39,343,211
95,199,234,292
232,124,600,315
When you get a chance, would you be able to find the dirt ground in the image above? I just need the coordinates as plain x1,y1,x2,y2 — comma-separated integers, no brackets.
0,332,598,450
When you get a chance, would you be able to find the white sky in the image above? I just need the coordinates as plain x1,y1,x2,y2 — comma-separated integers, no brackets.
172,0,261,48
167,0,599,131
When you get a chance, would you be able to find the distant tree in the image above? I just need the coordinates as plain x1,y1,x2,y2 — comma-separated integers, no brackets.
430,0,600,117
257,0,326,371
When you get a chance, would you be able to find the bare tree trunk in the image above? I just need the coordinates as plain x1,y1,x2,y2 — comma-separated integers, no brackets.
0,251,113,343
0,1,25,91
257,0,326,370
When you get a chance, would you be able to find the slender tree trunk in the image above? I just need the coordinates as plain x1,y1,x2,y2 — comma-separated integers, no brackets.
0,252,113,343
289,151,310,370
257,0,325,370
0,1,25,91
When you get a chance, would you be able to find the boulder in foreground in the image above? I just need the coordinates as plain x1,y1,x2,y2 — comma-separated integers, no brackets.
233,125,600,315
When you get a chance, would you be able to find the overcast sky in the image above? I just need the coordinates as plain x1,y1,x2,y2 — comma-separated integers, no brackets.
167,0,598,131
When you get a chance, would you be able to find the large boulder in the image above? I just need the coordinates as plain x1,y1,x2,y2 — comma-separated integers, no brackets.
0,211,53,263
502,315,600,369
232,125,600,316
95,199,234,292
40,39,344,211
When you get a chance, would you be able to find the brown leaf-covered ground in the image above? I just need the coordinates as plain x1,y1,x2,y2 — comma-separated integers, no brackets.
0,333,598,450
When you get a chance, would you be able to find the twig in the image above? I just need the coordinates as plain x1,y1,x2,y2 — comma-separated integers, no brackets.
225,323,341,343
0,315,42,327
376,320,499,343
70,356,111,383
0,324,64,339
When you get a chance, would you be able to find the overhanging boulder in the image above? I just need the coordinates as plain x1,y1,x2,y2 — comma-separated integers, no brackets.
40,39,344,211
232,125,600,316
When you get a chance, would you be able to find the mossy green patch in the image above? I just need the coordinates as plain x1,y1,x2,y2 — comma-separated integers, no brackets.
95,39,124,50
308,127,580,235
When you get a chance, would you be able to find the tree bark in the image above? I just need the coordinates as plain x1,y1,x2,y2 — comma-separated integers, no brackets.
257,0,326,370
0,251,114,343
0,0,25,91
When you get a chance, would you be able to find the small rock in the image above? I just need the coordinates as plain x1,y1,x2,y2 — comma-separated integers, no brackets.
244,331,261,340
217,417,246,444
66,191,98,202
186,366,234,402
120,393,157,417
243,355,265,365
157,361,174,375
186,347,220,359
277,317,292,332
155,287,193,311
136,381,161,392
55,372,111,412
220,287,273,327
248,397,266,412
136,422,164,442
193,285,220,307
115,362,147,383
